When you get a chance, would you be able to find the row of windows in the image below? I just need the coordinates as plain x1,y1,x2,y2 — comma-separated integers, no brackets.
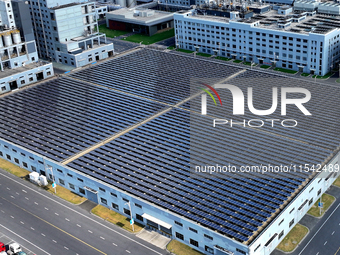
175,232,214,254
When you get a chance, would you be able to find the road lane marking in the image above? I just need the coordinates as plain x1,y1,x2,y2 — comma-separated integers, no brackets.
31,227,35,230
55,213,59,216
324,241,327,245
41,233,45,237
64,246,69,250
100,236,105,240
44,207,49,210
10,215,14,218
316,252,319,255
88,230,93,233
0,172,163,255
0,196,107,255
335,246,340,255
34,202,38,205
0,223,50,254
65,218,70,221
25,197,29,200
332,231,335,235
6,187,10,190
0,210,3,213
112,243,117,246
298,202,340,255
126,250,131,253
77,224,81,227
10,196,14,199
52,240,57,243
22,190,27,193
20,221,24,224
16,192,19,195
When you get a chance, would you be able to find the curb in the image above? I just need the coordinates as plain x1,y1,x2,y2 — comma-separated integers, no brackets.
306,194,336,219
276,224,310,254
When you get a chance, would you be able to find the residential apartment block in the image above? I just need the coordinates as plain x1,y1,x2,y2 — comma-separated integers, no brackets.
174,8,340,75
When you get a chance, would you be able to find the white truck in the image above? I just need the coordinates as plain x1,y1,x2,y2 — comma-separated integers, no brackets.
7,243,22,255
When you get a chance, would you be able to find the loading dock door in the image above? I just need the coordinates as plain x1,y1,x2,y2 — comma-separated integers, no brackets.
36,72,44,81
9,80,18,90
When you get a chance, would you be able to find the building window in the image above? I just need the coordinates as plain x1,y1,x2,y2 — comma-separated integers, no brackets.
29,156,34,160
59,179,65,185
318,188,321,195
67,173,73,178
69,183,75,190
174,221,183,227
136,214,143,222
135,203,142,208
31,166,36,171
309,198,313,205
254,244,261,252
12,149,17,153
123,208,130,216
205,246,214,254
21,80,25,84
57,169,63,173
4,145,8,149
204,234,213,240
23,162,28,168
99,187,105,192
1,86,5,91
236,248,246,254
190,239,199,247
100,197,107,205
176,232,184,240
79,188,85,195
112,203,119,210
289,219,294,228
110,192,117,197
289,208,295,214
189,227,198,233
279,230,284,239
14,158,19,164
122,198,129,202
278,219,284,226
0,151,3,157
77,178,83,182
22,153,27,157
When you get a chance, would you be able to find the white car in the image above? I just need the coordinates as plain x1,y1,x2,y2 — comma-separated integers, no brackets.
7,243,21,255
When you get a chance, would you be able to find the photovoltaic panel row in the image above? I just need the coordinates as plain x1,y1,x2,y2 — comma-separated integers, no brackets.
0,77,168,161
67,108,331,242
69,48,243,105
182,70,340,151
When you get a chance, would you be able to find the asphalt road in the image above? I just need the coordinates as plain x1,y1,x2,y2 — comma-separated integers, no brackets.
107,39,139,53
296,203,340,255
154,37,175,47
0,169,167,255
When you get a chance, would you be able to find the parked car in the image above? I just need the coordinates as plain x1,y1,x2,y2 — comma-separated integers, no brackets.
0,242,5,252
7,243,21,255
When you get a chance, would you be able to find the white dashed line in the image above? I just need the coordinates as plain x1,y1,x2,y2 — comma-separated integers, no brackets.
100,236,105,240
44,207,49,210
324,241,327,245
10,196,14,199
55,213,59,216
52,240,57,243
41,233,45,237
31,227,35,231
20,221,24,224
34,202,38,205
15,192,19,195
112,243,117,246
65,218,70,221
6,187,10,190
22,190,27,193
64,246,69,250
88,230,93,233
77,224,81,227
25,197,29,200
0,210,4,213
316,252,319,255
126,250,131,253
10,216,14,219
332,231,335,235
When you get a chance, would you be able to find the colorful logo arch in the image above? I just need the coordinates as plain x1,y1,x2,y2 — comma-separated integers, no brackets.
198,83,222,106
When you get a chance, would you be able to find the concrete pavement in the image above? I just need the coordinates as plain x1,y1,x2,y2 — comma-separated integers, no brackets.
0,169,167,255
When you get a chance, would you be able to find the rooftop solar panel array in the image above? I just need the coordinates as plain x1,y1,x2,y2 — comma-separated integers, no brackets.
67,108,331,243
0,77,168,161
69,49,243,105
181,70,340,151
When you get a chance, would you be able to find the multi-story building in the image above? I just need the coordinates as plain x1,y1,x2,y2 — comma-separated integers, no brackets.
174,7,340,75
0,0,52,94
27,0,114,67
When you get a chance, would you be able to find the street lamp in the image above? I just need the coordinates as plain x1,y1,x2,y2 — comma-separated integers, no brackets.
194,46,200,58
125,201,134,232
44,158,56,194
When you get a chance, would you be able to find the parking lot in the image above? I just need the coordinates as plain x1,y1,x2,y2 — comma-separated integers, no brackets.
0,232,35,255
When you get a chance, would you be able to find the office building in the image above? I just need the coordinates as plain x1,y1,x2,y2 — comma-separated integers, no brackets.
27,0,114,67
174,8,340,75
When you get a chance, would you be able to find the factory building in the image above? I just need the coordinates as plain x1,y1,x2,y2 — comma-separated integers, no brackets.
174,6,340,75
0,0,52,94
0,48,339,255
26,0,114,67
